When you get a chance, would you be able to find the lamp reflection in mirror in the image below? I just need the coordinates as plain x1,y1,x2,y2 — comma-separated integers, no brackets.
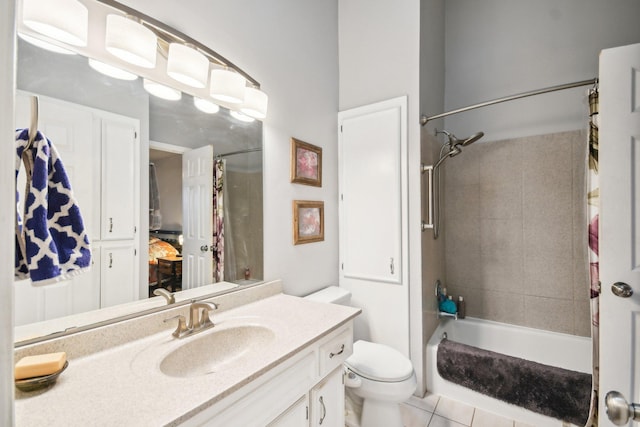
143,78,181,101
167,43,209,88
194,97,220,114
18,32,76,55
88,58,138,81
105,14,157,68
240,87,268,120
230,110,255,123
210,69,246,104
22,0,88,47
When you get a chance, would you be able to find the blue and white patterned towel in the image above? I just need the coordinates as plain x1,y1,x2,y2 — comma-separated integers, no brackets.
15,129,92,285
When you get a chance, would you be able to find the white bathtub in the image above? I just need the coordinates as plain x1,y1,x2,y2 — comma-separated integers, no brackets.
426,317,592,427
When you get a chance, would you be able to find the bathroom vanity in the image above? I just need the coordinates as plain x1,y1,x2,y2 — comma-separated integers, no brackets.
14,281,359,426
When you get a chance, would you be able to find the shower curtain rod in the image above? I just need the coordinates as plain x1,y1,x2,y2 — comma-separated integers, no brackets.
215,147,262,159
420,77,598,125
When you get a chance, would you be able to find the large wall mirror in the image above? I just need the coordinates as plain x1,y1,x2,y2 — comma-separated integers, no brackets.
14,0,264,344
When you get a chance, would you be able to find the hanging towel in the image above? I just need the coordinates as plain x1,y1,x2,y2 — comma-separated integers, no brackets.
15,129,92,285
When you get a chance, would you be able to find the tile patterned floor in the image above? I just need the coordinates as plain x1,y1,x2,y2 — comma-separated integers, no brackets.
399,394,537,427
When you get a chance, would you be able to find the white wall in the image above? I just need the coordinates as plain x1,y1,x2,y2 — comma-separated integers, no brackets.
0,2,15,423
443,0,640,142
339,0,423,392
121,0,340,297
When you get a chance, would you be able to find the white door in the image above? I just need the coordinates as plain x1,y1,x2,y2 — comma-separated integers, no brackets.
600,42,640,426
182,145,214,289
268,396,309,427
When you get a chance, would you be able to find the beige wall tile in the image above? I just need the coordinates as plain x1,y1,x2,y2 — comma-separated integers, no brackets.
524,295,574,334
443,130,590,335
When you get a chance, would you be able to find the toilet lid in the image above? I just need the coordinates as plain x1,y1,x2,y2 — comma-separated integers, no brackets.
345,340,414,382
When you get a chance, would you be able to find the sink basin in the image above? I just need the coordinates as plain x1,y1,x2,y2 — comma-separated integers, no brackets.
159,325,275,378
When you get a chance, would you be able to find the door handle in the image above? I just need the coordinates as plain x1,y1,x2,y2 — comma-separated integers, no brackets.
200,245,209,252
611,282,633,298
605,391,640,425
319,395,326,425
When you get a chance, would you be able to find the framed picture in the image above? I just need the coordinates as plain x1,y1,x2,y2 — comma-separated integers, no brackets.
293,200,324,245
291,138,322,187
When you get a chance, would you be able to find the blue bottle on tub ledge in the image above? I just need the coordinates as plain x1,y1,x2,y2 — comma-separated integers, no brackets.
439,297,457,314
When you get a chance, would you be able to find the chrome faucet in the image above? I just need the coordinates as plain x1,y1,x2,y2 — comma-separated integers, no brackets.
153,288,175,305
164,300,219,339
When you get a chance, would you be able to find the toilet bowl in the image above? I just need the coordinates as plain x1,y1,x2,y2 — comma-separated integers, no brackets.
304,286,417,427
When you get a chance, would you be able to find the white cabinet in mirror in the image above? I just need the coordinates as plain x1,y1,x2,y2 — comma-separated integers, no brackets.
13,0,264,345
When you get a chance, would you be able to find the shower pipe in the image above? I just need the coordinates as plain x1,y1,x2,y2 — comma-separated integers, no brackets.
420,78,598,125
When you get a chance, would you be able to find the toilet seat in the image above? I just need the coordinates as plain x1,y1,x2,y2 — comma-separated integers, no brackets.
345,340,414,382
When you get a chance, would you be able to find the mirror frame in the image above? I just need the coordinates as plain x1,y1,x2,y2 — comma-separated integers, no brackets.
14,0,265,347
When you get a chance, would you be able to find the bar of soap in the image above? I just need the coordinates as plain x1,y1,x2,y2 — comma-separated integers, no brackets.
15,352,67,380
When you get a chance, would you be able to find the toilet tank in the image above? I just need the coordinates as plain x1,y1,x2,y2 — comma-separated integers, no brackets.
304,286,352,306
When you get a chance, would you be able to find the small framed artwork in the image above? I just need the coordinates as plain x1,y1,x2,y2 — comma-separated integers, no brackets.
293,200,324,245
291,137,322,187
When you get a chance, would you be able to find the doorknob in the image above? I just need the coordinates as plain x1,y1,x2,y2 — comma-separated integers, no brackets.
605,391,640,425
200,245,209,252
611,282,634,298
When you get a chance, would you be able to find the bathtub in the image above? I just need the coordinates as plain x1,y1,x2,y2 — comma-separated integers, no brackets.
426,317,592,427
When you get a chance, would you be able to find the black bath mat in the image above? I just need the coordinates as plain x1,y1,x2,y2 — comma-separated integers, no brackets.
436,338,591,426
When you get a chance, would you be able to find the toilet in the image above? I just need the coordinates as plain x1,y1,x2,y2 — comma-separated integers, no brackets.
305,286,417,427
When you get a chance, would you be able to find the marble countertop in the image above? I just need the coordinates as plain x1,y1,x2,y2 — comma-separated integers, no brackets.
15,294,360,426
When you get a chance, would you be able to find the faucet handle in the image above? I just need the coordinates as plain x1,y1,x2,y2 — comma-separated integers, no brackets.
164,314,188,338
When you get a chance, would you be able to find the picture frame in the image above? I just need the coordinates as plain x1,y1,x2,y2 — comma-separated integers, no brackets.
293,200,324,245
290,138,322,187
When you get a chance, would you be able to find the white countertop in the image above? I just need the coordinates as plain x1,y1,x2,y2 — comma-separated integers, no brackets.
15,294,360,426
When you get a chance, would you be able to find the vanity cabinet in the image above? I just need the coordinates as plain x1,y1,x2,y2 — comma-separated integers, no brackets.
183,323,353,427
13,93,140,325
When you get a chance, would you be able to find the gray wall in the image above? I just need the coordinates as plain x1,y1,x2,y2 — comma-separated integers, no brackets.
443,0,640,142
443,130,590,336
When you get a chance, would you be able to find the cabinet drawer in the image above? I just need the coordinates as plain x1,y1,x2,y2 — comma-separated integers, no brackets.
318,325,352,377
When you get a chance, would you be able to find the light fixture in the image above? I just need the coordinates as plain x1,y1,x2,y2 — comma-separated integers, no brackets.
167,43,209,88
88,58,138,81
210,69,246,104
105,14,157,68
230,110,255,123
21,0,88,47
18,32,76,55
193,97,220,114
240,87,268,120
143,79,181,101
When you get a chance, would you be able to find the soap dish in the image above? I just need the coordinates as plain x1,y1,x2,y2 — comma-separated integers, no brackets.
15,361,69,392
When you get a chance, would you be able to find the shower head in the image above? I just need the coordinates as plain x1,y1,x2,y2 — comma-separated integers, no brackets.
461,131,484,146
436,129,484,148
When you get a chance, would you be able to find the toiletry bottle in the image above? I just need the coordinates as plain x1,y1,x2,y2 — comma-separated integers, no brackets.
457,296,466,319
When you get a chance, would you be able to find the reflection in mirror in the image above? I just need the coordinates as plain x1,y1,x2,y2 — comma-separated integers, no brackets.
14,12,264,344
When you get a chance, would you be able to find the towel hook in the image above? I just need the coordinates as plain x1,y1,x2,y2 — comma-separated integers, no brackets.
26,95,39,149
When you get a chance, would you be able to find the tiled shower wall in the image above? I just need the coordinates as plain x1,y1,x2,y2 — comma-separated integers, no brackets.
443,130,591,337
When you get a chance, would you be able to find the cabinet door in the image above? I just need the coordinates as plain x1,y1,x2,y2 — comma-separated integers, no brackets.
339,99,405,285
268,395,309,427
310,367,344,427
100,242,137,308
101,119,138,241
